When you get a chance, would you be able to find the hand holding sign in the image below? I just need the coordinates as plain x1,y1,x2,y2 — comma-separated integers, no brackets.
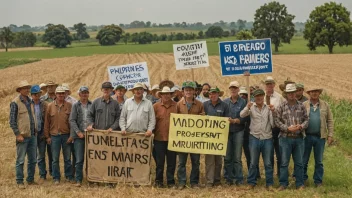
145,130,152,137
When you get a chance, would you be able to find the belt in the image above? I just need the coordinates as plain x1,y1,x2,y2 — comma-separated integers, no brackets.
285,132,303,139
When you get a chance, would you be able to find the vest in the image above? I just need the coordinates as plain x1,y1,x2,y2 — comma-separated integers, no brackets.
12,96,36,137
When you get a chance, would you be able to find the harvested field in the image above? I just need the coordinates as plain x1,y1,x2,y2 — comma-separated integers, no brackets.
0,47,52,52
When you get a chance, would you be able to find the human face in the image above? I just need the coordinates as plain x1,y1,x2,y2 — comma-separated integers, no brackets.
55,92,65,101
202,85,210,97
47,85,57,94
41,87,47,92
229,87,239,97
286,92,296,102
196,88,202,95
184,88,195,99
19,86,30,97
115,89,126,97
133,87,144,98
102,88,112,98
31,92,41,101
79,91,89,101
308,90,321,101
254,94,264,105
265,83,275,93
239,94,248,100
209,92,219,102
295,88,304,98
160,93,172,102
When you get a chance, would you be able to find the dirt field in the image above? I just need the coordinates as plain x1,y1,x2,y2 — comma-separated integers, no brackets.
0,53,351,197
0,47,52,52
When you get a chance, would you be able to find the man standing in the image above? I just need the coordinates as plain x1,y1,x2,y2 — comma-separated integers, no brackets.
303,87,334,187
62,83,78,104
196,83,211,103
41,81,58,103
70,86,92,187
275,84,309,190
176,81,204,190
10,81,37,189
153,86,177,188
240,89,275,190
150,84,161,104
87,82,120,132
40,83,47,95
119,83,155,135
44,86,73,185
296,83,308,103
112,85,127,112
31,85,47,184
264,76,285,177
203,87,230,187
223,81,247,186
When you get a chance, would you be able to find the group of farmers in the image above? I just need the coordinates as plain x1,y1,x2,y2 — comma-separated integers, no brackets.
10,76,334,191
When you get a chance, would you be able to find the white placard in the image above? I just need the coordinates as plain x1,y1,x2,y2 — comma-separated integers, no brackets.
173,41,209,70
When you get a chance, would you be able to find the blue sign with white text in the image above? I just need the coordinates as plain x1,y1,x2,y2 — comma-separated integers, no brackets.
219,38,273,76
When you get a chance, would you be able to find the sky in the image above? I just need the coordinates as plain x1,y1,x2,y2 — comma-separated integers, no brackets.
1,0,352,27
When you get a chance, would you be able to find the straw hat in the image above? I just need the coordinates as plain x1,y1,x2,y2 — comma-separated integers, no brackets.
47,81,58,86
159,79,175,89
229,81,240,88
55,86,66,93
16,81,31,92
285,84,297,93
156,86,175,98
263,76,275,84
39,83,47,89
239,87,248,95
130,83,145,91
306,87,323,94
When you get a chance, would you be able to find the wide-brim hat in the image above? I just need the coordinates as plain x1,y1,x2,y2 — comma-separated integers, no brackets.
16,80,31,92
39,83,47,89
306,87,323,94
285,84,297,93
229,81,240,89
209,87,224,97
239,87,248,95
156,86,175,98
62,83,70,91
263,76,276,84
55,86,66,93
47,81,58,86
159,79,175,89
130,83,145,91
252,89,265,97
101,82,113,89
151,84,161,93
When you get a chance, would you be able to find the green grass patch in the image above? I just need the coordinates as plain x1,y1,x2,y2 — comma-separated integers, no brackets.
0,58,41,69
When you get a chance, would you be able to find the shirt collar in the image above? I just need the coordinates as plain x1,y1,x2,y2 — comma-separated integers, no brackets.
54,100,66,106
182,97,196,105
101,96,112,103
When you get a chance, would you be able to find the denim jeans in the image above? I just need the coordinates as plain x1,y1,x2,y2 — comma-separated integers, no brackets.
51,134,73,181
37,135,47,179
279,136,305,188
177,152,200,185
73,138,85,182
16,136,37,184
243,131,260,178
247,135,273,186
71,142,76,177
303,135,326,184
154,140,176,185
272,127,281,176
47,144,53,175
224,131,244,184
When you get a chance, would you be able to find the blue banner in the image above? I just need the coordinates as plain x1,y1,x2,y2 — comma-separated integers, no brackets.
219,38,273,76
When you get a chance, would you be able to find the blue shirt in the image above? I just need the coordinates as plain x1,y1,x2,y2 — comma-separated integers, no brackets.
203,99,230,118
223,96,247,132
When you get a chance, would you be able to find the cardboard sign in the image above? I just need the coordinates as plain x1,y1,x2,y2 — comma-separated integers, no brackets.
86,130,152,185
168,113,229,156
219,38,273,76
173,41,209,70
108,62,150,90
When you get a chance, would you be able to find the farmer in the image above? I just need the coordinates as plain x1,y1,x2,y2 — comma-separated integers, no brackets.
119,82,155,135
302,87,334,187
44,86,73,185
69,86,92,187
275,84,309,191
171,85,182,102
40,83,48,95
153,86,177,188
203,87,230,188
40,81,58,103
62,83,78,104
296,83,308,103
150,84,161,104
30,85,48,184
223,81,247,186
240,89,275,190
176,81,204,190
112,85,127,112
263,76,285,177
196,83,211,103
10,81,37,189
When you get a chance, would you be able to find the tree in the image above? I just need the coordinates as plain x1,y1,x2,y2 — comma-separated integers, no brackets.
96,24,123,46
223,31,230,37
153,34,159,43
175,33,184,40
237,19,246,31
138,32,153,44
122,33,130,45
13,31,37,47
146,21,151,28
73,23,90,41
131,33,139,44
236,30,254,40
198,31,204,39
230,29,237,36
0,27,15,52
252,1,295,52
205,26,224,41
304,2,352,54
159,34,167,41
42,24,72,48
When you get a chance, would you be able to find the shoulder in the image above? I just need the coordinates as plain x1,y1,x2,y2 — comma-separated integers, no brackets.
223,97,230,103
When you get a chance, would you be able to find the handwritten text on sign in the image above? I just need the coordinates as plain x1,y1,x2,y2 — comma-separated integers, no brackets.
219,38,273,76
108,62,150,90
86,130,152,184
173,41,209,70
168,114,229,156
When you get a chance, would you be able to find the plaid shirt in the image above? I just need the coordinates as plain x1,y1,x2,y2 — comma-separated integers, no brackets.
274,100,309,137
9,95,35,136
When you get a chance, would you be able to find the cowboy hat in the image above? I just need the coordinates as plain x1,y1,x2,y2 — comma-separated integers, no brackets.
306,87,323,94
156,86,175,98
16,81,31,92
46,81,58,86
159,79,175,89
285,84,297,93
229,81,240,89
130,83,145,91
55,86,66,93
263,76,275,84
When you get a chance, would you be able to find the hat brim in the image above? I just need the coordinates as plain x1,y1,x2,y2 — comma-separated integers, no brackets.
229,85,239,89
306,89,323,94
47,84,58,86
263,80,275,84
16,85,31,92
159,80,175,89
209,91,224,97
31,90,42,94
156,91,174,98
285,90,297,93
130,86,144,91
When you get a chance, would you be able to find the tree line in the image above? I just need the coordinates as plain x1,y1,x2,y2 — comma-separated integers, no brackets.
1,1,351,53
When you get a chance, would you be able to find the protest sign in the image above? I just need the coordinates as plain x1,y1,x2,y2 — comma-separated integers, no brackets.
85,130,153,185
107,62,150,90
168,113,229,156
219,38,273,76
173,41,209,70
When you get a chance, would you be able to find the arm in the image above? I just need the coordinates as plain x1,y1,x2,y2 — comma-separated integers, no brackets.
69,103,80,134
9,102,20,136
300,105,309,130
238,100,249,124
240,106,250,118
109,103,120,130
147,102,156,131
87,101,95,128
119,102,128,131
326,103,334,137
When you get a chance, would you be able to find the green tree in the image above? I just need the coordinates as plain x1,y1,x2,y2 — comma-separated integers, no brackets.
198,30,204,39
159,34,167,41
153,34,159,43
138,32,153,44
131,33,139,44
252,1,295,52
96,24,123,46
236,30,254,40
122,33,130,45
42,24,72,48
304,2,352,54
0,27,14,52
73,23,90,41
205,26,224,41
175,33,184,40
222,31,230,37
146,21,151,28
237,19,246,31
13,31,37,47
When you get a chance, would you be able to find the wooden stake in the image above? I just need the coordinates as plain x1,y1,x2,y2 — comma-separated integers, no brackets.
244,71,250,101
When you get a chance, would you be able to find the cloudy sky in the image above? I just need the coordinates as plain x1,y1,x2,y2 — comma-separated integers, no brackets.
1,0,351,27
